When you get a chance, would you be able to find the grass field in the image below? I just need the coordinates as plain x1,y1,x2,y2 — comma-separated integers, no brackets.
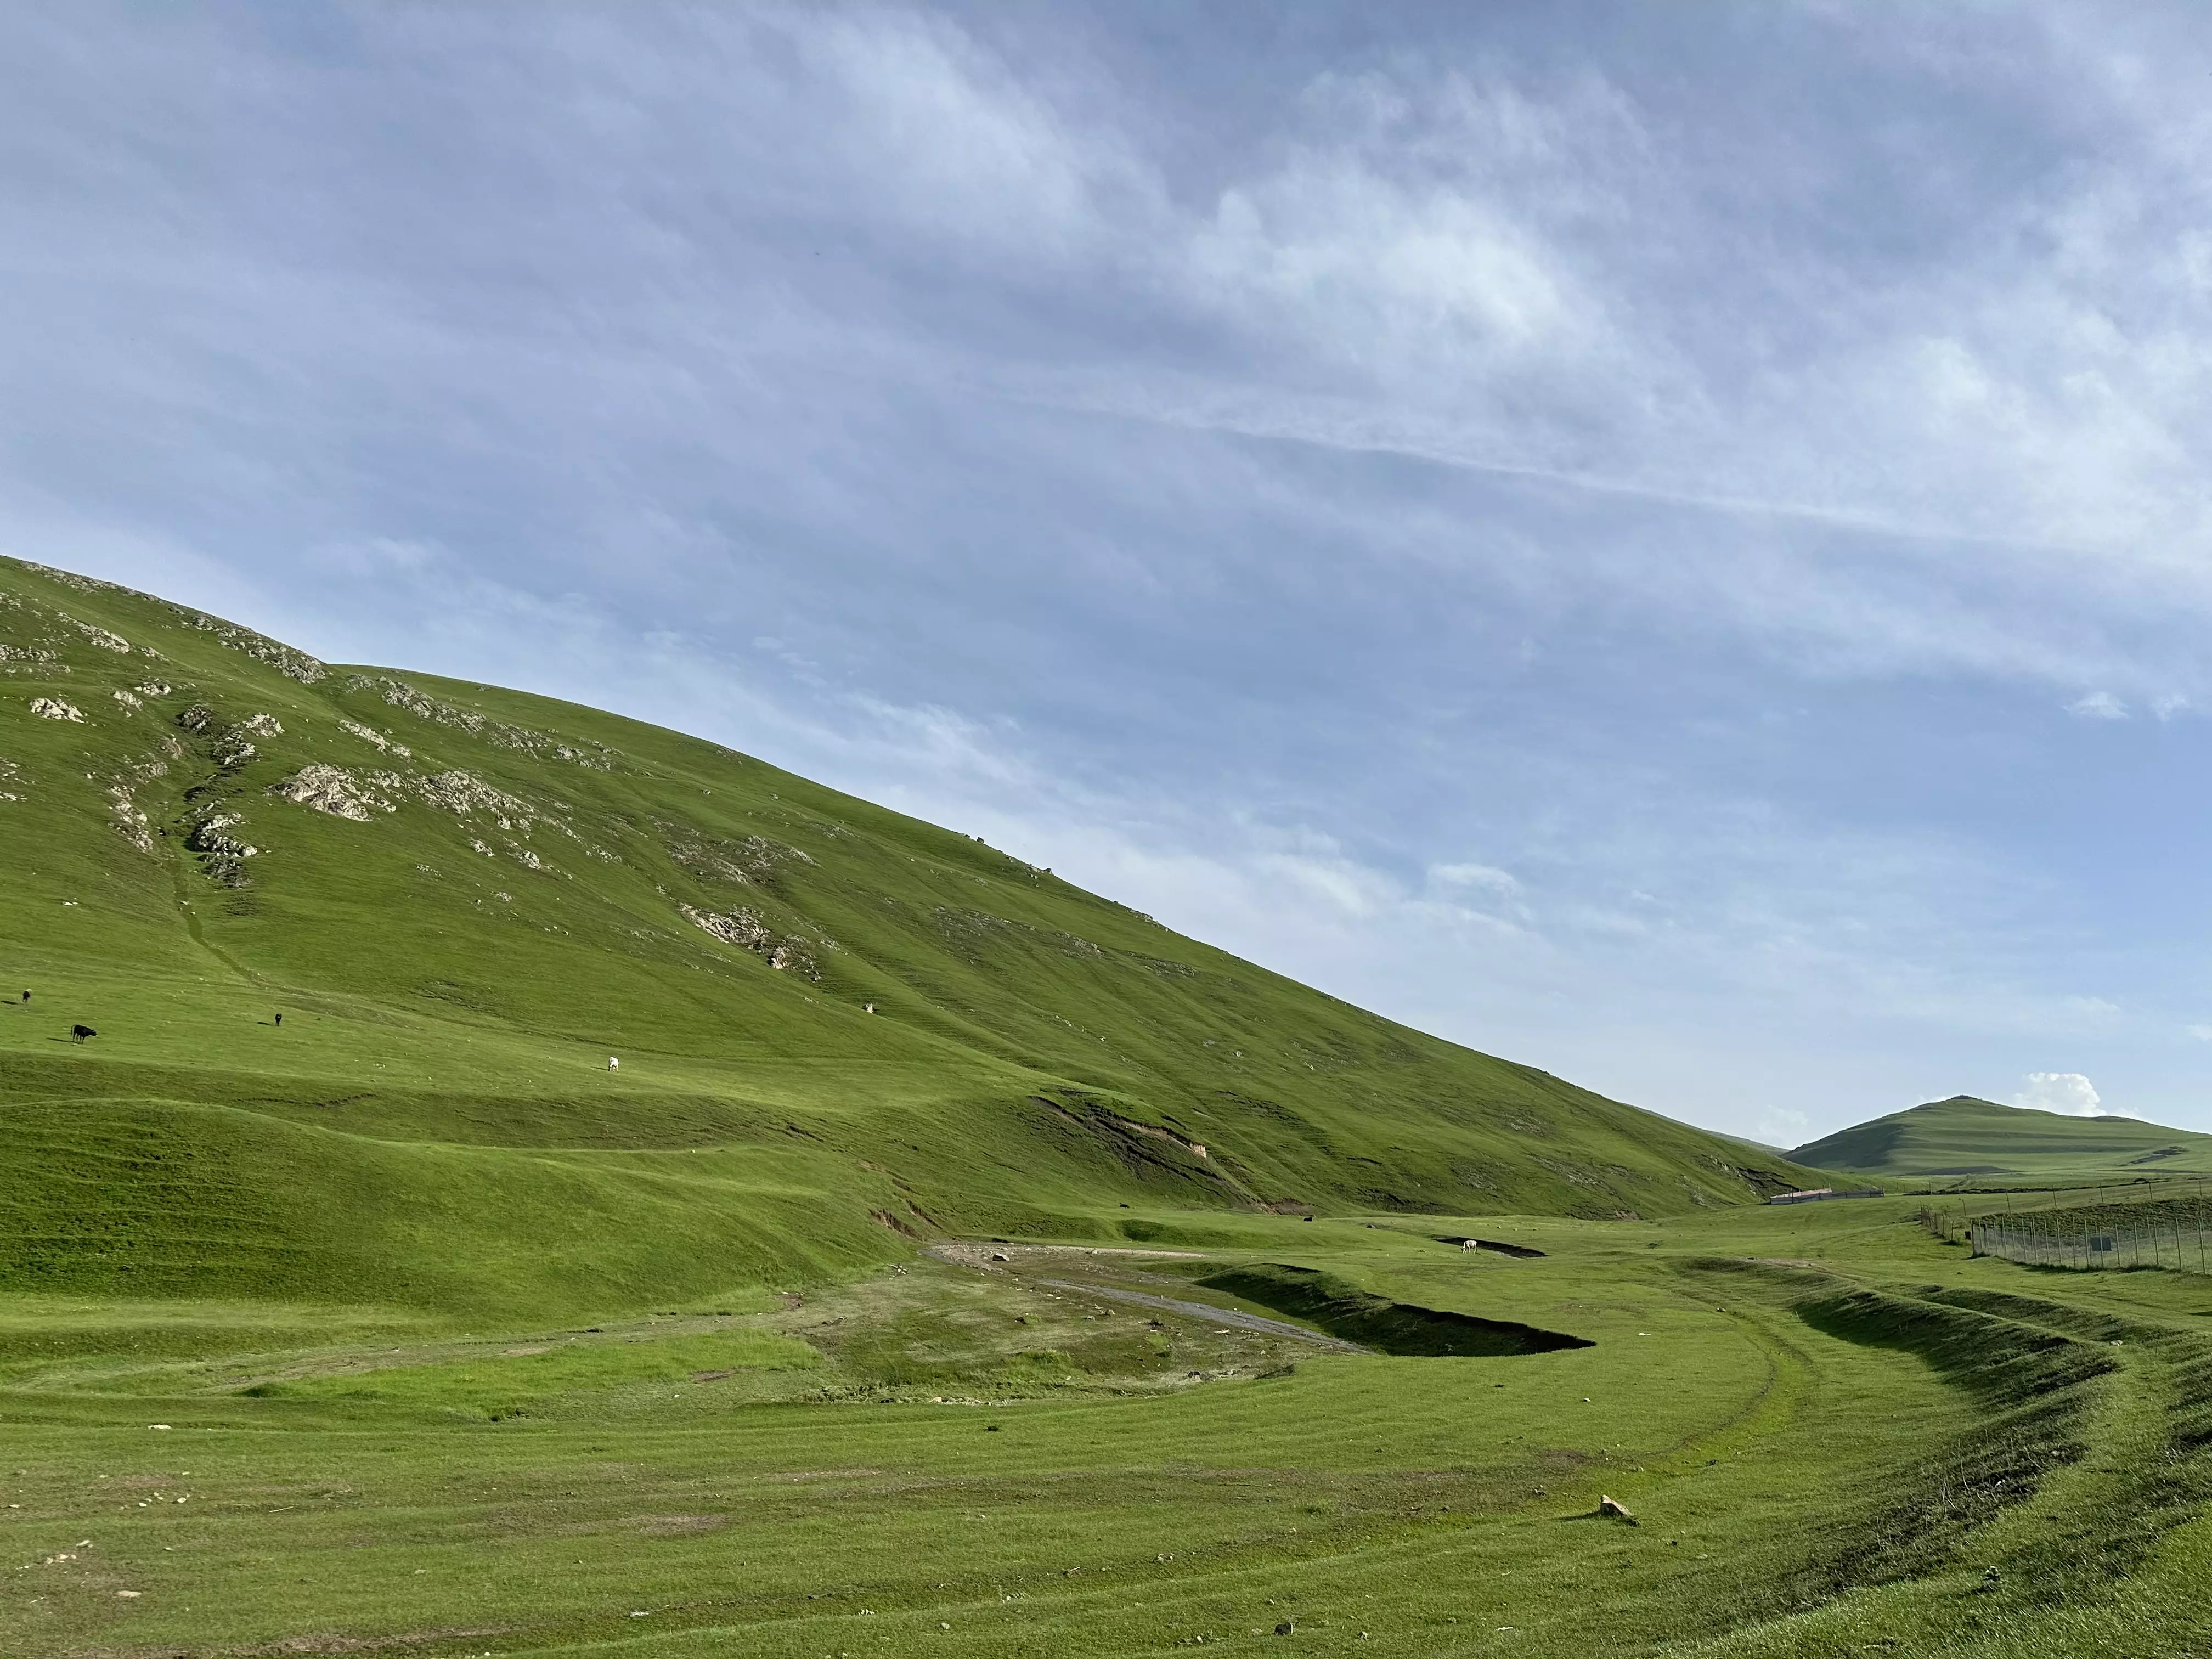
7,558,2212,1654
7,1202,2212,1655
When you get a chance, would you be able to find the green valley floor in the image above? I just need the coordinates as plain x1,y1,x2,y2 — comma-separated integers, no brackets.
6,1197,2211,1657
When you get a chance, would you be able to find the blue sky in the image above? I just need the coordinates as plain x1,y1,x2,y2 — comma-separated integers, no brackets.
8,2,2212,1143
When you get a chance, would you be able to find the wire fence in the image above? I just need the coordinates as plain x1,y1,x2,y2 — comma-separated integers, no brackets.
1917,1192,2212,1276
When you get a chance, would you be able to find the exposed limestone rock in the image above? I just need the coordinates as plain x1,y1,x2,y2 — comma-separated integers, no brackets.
184,804,259,885
174,705,270,768
414,768,533,820
19,562,116,594
134,682,171,698
110,689,142,714
665,828,816,884
187,810,255,852
394,768,591,853
29,697,82,722
104,786,154,853
0,644,59,664
57,614,131,652
210,731,257,770
766,942,820,977
344,674,617,768
338,717,411,758
681,903,772,951
679,902,822,980
184,613,326,683
269,763,391,821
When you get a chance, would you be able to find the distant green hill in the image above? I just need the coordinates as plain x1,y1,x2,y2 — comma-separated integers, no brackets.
0,557,1817,1319
1791,1094,2212,1182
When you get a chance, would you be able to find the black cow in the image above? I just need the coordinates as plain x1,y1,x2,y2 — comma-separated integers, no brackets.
70,1024,95,1043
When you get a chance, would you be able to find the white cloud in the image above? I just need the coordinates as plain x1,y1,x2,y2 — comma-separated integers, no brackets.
2066,691,2129,720
2013,1071,2109,1117
1429,861,1521,893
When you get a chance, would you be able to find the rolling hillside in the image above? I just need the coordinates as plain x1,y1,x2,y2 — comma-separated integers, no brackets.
0,556,1814,1318
9,556,2212,1659
1791,1093,2212,1182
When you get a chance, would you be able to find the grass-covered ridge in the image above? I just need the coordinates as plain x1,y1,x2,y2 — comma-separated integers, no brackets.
0,554,1813,1317
1793,1093,2212,1182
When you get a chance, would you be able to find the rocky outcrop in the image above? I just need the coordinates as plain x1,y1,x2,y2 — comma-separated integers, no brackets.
345,675,617,769
338,717,410,757
184,802,260,885
269,763,391,821
679,902,822,979
680,903,772,951
185,613,326,683
59,613,131,653
105,785,154,853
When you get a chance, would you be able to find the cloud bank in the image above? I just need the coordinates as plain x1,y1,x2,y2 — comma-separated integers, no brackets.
7,2,2212,1138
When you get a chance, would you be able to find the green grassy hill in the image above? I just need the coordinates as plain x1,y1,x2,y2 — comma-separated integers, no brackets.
0,556,1813,1320
12,556,2212,1658
1791,1093,2212,1182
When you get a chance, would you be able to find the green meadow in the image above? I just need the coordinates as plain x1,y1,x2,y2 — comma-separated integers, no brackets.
9,1206,2212,1656
5,556,2212,1654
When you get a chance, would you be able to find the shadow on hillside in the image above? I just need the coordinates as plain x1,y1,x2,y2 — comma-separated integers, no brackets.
1200,1263,1593,1356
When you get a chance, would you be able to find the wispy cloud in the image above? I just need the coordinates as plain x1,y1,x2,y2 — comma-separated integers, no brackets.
2068,691,2129,720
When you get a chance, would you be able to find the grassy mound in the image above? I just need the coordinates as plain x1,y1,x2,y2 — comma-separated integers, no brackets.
1793,1094,2212,1180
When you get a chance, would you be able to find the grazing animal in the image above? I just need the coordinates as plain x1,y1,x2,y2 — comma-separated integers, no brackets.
274,1012,282,1027
70,1024,95,1043
864,1001,877,1014
608,1056,619,1071
19,990,28,1002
